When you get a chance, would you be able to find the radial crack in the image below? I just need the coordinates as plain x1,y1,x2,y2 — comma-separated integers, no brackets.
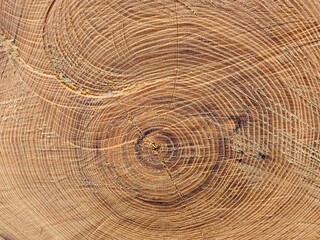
170,1,179,110
153,143,207,239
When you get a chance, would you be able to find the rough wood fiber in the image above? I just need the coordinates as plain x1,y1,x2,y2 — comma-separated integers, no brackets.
0,0,320,239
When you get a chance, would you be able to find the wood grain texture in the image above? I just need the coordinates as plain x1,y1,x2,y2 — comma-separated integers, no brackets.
0,0,320,239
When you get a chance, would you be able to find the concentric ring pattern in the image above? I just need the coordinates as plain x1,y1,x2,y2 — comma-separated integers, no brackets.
0,0,320,239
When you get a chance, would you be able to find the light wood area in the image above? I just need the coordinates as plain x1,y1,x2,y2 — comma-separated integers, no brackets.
0,0,320,239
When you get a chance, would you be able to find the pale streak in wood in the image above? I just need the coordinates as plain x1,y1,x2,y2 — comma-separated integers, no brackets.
0,0,320,239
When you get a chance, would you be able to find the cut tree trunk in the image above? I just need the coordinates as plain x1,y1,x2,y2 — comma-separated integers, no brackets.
0,0,320,239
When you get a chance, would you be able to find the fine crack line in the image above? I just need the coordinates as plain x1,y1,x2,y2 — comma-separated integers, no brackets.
151,142,183,198
152,142,207,239
13,0,27,43
176,0,197,15
170,1,179,110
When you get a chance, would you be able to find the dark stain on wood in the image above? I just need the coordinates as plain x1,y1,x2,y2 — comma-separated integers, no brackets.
0,233,15,240
235,158,243,163
229,115,243,133
258,152,267,160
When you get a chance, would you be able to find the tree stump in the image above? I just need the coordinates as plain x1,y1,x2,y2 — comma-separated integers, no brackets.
0,0,319,239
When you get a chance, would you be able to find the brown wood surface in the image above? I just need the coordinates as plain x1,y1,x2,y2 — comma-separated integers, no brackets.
0,0,320,239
